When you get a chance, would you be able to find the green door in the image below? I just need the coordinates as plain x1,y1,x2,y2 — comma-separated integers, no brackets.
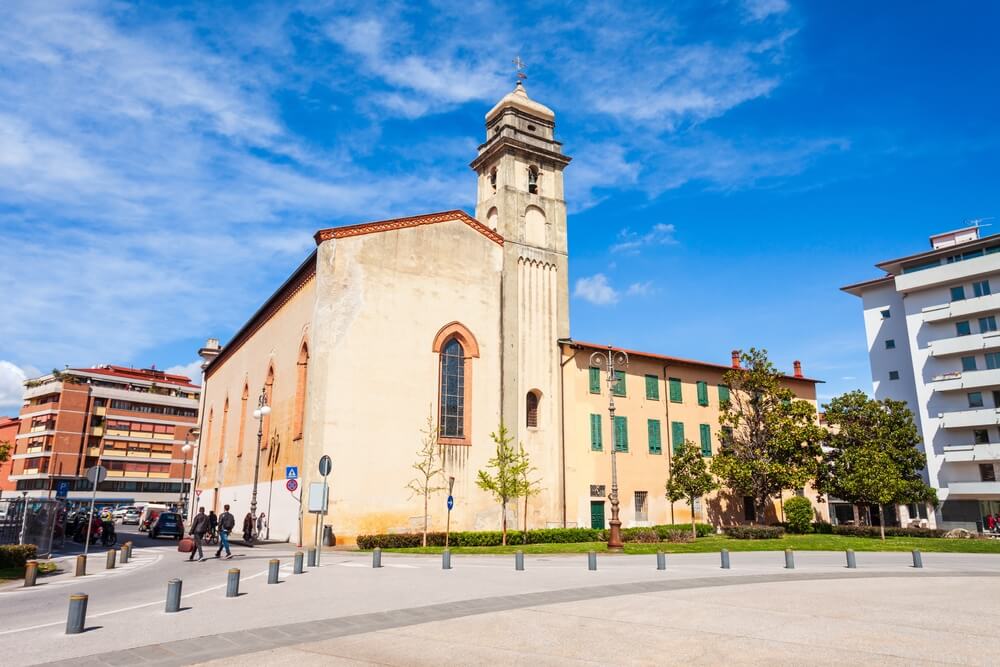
590,500,606,529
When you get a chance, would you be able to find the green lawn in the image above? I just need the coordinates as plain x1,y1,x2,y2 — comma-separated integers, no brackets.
0,561,58,582
375,534,1000,555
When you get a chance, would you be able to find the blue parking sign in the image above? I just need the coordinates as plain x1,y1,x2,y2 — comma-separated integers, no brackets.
56,481,69,499
285,466,298,480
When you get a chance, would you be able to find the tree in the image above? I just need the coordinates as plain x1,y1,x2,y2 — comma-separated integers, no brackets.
0,440,11,464
476,423,527,546
666,441,718,538
710,348,826,524
405,411,447,547
518,443,543,535
818,390,937,539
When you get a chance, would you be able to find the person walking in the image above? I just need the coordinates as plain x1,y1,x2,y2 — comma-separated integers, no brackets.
188,507,210,562
208,510,218,540
242,512,255,546
215,504,234,559
256,512,267,537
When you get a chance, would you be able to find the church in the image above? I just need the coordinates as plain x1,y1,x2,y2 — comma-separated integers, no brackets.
193,82,822,544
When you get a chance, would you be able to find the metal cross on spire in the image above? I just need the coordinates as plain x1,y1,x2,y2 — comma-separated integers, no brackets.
513,55,527,82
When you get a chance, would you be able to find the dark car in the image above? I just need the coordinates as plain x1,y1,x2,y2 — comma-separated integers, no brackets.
150,512,184,540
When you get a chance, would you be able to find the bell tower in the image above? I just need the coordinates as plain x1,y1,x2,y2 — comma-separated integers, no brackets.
471,79,571,526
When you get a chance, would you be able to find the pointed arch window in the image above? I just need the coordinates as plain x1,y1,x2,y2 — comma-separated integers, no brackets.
294,343,309,440
219,398,229,463
433,322,479,445
528,166,539,194
490,167,497,193
526,391,540,428
236,383,248,458
261,366,274,449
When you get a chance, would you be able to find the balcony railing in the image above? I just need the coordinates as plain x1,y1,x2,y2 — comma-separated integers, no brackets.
930,367,1000,392
940,407,1000,429
945,480,1000,496
923,291,1000,323
942,443,1000,463
928,331,1000,357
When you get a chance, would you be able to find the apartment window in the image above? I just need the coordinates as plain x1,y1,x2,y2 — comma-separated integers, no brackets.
980,464,997,483
671,421,685,454
885,339,896,350
950,285,966,301
979,316,998,333
696,381,709,406
973,280,991,297
994,390,1000,407
956,321,972,337
634,491,648,522
880,309,891,319
589,367,601,394
668,377,683,403
962,356,978,372
612,370,626,397
973,429,989,445
968,392,984,408
743,496,756,522
699,423,712,456
718,384,730,404
644,375,659,400
589,414,603,451
647,419,662,454
721,426,734,450
986,352,1000,370
614,415,629,452
888,371,900,381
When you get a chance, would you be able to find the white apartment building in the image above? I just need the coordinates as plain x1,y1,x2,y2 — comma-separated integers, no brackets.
843,225,1000,531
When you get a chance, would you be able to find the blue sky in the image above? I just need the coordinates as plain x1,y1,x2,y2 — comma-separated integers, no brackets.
1,0,998,411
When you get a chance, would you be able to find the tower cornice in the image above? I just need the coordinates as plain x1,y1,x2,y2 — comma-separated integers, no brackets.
470,136,572,172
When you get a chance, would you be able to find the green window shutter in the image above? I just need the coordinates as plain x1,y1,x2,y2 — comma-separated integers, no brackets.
671,421,685,454
718,384,730,404
699,423,712,456
590,414,603,451
696,381,709,406
612,370,626,397
645,374,659,400
647,419,662,454
668,377,683,403
614,415,628,452
589,367,601,394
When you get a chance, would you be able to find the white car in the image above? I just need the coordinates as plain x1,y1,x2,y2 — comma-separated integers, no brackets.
122,508,141,525
113,506,136,521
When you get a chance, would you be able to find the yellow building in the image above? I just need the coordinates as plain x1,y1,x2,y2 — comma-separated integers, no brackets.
192,83,824,543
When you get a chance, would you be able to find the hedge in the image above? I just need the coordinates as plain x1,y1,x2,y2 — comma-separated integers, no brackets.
357,524,715,549
0,544,37,569
832,525,946,539
724,525,786,540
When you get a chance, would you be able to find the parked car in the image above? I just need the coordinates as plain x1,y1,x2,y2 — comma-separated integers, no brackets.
149,512,184,540
113,506,137,521
139,504,169,532
122,508,141,525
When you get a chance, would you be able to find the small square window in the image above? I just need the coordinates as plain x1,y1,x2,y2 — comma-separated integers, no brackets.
968,391,984,408
950,285,966,301
973,280,991,298
986,352,1000,370
980,464,997,482
979,316,998,333
993,390,1000,407
956,321,972,337
961,356,978,372
973,429,989,445
880,309,891,319
888,371,900,381
885,339,896,349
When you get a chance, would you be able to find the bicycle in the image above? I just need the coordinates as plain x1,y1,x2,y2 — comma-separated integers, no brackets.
204,530,219,546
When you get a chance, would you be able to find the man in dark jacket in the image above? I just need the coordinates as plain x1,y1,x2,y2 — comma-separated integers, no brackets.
189,507,210,561
216,504,235,559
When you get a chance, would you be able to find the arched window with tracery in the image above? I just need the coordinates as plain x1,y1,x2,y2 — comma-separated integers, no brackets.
203,408,214,474
432,322,479,445
236,383,248,458
261,365,274,449
219,397,229,463
526,391,540,428
294,342,309,440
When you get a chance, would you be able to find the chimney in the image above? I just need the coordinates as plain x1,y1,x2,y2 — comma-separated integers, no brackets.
731,350,741,368
198,337,223,368
793,360,803,378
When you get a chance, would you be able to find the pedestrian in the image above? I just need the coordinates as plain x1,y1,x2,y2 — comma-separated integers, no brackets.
215,504,234,559
208,510,218,539
256,512,266,536
242,512,255,546
188,507,210,562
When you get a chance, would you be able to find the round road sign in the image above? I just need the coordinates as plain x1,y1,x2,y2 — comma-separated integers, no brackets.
286,478,299,492
85,465,107,485
319,455,332,477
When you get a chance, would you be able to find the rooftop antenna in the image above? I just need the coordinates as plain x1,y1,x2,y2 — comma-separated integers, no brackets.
966,216,994,228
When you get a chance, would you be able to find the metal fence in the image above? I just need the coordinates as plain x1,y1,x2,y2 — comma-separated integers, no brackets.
0,498,65,556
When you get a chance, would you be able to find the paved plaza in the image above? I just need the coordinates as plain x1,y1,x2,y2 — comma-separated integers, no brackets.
1,540,998,666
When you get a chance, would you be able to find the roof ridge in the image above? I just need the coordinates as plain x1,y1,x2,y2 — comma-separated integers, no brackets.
314,209,503,246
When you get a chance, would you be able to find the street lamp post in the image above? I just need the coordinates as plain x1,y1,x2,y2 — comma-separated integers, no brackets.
179,431,195,517
590,345,629,551
250,387,271,543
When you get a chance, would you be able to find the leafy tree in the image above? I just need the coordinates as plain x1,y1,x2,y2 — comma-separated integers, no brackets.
666,441,718,538
0,440,11,464
476,424,527,546
710,348,826,524
783,495,814,533
818,390,937,539
518,444,543,535
405,411,447,547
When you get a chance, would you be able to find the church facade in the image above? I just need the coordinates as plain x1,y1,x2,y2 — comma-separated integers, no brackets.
193,83,823,544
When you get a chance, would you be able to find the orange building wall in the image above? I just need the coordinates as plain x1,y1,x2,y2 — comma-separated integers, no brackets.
0,417,19,494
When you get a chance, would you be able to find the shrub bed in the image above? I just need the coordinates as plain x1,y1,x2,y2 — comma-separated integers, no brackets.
832,525,946,539
357,524,717,549
724,525,786,540
0,544,37,569
783,496,813,534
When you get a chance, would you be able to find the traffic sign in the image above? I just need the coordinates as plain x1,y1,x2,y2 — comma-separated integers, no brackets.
308,482,328,513
447,495,454,511
318,455,332,477
286,478,298,492
195,489,202,497
85,465,107,485
286,466,299,480
55,481,69,499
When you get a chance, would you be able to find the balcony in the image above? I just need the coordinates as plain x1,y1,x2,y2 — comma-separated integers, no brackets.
942,443,1000,463
922,291,1000,323
930,367,1000,392
928,331,1000,357
895,253,997,293
22,381,62,400
11,450,53,460
939,407,1000,429
945,480,1000,496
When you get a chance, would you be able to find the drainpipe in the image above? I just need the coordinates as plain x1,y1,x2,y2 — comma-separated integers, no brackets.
663,364,674,525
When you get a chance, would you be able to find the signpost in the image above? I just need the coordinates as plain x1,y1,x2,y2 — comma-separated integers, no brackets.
445,476,455,548
286,478,298,493
83,465,107,559
55,481,69,499
313,455,332,566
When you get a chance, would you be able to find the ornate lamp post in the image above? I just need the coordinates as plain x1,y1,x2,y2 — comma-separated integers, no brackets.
179,429,197,517
249,387,271,543
590,345,629,551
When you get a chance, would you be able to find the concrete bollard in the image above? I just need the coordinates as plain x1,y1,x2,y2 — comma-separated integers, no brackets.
587,551,597,571
912,549,923,569
24,560,38,587
119,546,129,564
515,550,524,571
373,547,382,569
846,549,856,569
656,551,666,571
66,593,88,635
784,549,795,569
226,568,240,598
442,548,452,570
75,554,87,577
106,549,116,570
720,549,730,569
268,559,280,584
165,578,182,613
293,551,304,574
307,548,316,568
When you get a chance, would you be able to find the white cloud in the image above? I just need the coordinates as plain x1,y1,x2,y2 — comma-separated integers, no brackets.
743,0,791,21
626,281,656,297
165,360,205,384
574,274,619,306
0,361,29,413
611,224,678,254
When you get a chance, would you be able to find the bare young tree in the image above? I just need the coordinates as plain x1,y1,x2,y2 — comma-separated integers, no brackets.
406,410,447,547
518,443,543,535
